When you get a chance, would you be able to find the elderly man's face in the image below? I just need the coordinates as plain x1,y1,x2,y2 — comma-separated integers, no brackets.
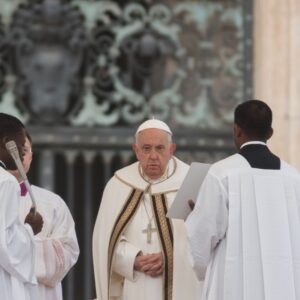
133,128,176,180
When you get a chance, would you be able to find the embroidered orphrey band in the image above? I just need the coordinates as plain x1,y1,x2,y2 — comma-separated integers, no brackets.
152,194,174,300
107,189,143,288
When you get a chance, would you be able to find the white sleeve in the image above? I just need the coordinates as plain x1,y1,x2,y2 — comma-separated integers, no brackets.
33,201,79,287
112,235,141,281
185,173,228,281
0,178,36,283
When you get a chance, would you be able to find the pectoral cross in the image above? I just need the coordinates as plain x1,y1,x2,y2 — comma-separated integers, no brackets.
142,222,157,244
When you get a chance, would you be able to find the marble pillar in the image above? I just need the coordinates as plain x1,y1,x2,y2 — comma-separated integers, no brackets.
254,0,300,169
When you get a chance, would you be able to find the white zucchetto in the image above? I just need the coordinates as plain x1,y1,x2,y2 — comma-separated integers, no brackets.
135,119,172,136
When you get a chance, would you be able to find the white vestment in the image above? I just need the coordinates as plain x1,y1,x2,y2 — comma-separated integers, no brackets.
186,153,300,300
0,167,38,300
93,157,202,300
19,185,79,300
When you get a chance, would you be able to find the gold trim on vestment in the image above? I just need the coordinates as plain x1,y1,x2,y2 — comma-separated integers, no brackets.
115,173,179,195
138,157,177,185
114,172,150,191
163,189,179,195
108,160,178,299
152,193,174,300
107,188,144,297
114,158,179,195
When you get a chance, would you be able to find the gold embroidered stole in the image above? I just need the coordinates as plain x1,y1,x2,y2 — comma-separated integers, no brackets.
107,189,174,300
152,193,174,300
108,188,144,283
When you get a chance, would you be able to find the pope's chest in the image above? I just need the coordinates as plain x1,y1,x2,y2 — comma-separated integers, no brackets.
124,192,173,244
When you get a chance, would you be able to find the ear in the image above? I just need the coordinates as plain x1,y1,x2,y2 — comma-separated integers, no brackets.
29,152,33,164
169,143,176,156
266,128,273,140
234,124,242,137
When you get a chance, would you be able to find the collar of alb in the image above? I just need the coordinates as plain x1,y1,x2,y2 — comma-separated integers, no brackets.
240,141,267,149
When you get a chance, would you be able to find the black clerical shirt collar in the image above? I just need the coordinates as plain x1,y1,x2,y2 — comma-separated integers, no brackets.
0,160,7,170
240,141,267,149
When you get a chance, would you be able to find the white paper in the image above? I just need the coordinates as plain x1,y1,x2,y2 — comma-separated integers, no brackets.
166,162,211,220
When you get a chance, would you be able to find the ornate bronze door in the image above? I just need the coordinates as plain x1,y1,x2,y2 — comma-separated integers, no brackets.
0,0,253,299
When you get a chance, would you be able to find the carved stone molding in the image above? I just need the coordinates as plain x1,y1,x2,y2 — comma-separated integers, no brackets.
9,0,87,124
73,1,252,128
0,0,252,129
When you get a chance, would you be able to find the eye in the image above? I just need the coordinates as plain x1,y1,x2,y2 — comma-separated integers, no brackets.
155,145,165,153
23,147,32,154
142,145,151,153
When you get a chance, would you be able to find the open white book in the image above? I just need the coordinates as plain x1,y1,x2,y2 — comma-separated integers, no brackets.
166,162,211,220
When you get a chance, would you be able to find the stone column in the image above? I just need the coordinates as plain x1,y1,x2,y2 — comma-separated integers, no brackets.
254,0,300,169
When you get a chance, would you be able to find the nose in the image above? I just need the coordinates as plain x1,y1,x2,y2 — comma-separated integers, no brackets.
149,148,158,159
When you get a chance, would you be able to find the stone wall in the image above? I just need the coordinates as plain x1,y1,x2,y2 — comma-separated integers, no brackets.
254,0,300,169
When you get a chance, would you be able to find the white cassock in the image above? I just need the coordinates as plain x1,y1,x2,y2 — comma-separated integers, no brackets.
93,157,202,300
186,153,300,300
19,184,80,300
0,167,38,300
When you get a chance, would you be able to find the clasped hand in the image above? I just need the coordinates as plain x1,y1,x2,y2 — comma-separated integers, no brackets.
134,252,163,277
24,207,44,235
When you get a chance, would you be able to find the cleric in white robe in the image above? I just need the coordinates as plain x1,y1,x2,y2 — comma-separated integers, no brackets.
0,167,39,300
186,100,300,300
0,113,43,300
11,134,80,300
93,119,202,300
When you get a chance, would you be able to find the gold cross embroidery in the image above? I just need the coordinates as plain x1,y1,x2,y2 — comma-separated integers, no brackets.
142,222,157,243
